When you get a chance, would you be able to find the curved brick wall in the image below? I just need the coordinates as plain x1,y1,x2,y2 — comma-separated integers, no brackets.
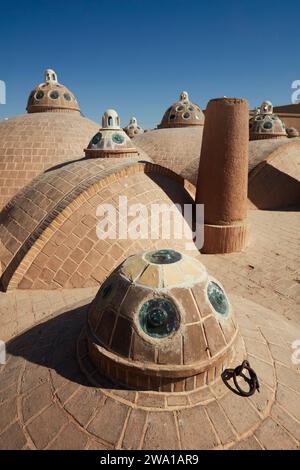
248,139,300,209
0,159,196,291
135,127,204,185
0,112,99,209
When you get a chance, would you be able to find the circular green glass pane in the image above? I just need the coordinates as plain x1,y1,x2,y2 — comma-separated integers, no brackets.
176,105,184,112
64,93,71,101
263,121,273,129
139,298,179,338
145,249,182,265
183,112,190,119
207,281,229,315
35,91,44,100
91,132,102,145
49,90,59,100
112,133,125,144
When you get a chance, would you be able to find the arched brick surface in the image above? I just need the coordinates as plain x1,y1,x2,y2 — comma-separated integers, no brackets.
0,159,196,291
135,127,203,185
0,112,99,209
248,139,300,209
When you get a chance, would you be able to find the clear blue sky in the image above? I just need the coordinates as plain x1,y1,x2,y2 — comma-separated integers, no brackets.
0,0,299,128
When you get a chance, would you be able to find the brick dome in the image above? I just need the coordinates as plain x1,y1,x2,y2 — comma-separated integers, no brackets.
0,111,99,209
84,250,240,391
0,159,196,291
134,126,204,186
158,91,204,129
26,69,80,114
249,101,287,141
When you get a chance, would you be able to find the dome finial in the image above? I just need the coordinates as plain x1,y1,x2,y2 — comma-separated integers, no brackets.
102,109,120,128
180,91,189,101
44,69,58,84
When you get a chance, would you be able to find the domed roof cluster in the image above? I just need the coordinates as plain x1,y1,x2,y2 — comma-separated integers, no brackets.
123,117,144,138
84,249,238,391
85,109,138,157
249,101,287,140
26,69,80,114
158,91,204,128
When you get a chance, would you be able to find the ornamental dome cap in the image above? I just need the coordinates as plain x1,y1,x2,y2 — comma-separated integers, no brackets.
84,249,240,391
249,100,287,140
158,91,204,129
85,109,138,158
26,69,80,114
124,116,144,138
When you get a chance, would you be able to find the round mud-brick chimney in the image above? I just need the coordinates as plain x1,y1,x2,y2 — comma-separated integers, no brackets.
79,249,242,392
196,97,249,254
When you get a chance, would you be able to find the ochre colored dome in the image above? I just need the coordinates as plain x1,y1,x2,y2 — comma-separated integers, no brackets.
134,126,203,185
158,91,204,129
0,112,99,209
85,250,239,391
249,101,287,140
26,69,80,114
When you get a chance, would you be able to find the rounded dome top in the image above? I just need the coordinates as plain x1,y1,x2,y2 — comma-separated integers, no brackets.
26,69,80,114
124,116,144,138
286,127,299,138
85,109,138,157
158,91,205,129
249,100,287,140
86,250,239,391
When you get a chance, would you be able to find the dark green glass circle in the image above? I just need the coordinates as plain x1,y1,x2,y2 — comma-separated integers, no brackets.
64,92,71,101
49,90,59,100
207,281,229,316
35,90,44,100
139,298,179,338
169,114,176,120
176,105,184,112
183,112,190,119
263,121,273,129
91,132,102,145
112,133,125,144
145,249,182,265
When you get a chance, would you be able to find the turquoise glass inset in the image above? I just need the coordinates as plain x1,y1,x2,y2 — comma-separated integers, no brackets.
112,133,125,144
91,132,102,145
139,298,179,338
64,93,71,101
207,281,229,316
145,249,182,265
263,121,273,129
35,91,44,100
49,90,59,100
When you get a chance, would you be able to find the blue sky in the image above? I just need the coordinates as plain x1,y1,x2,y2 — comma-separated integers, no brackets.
0,0,299,128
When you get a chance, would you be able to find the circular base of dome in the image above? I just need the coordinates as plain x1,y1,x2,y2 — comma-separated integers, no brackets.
249,134,287,141
1,295,299,450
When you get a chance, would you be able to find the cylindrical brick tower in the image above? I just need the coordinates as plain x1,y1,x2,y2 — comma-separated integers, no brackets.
196,97,249,253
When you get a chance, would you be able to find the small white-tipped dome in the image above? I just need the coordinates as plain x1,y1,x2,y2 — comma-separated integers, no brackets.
102,109,120,128
44,69,58,84
124,116,144,138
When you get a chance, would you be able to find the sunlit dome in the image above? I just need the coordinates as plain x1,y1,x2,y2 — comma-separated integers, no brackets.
26,68,80,114
158,91,205,129
249,100,287,140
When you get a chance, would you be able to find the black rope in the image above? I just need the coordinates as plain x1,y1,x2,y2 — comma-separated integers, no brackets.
221,360,260,397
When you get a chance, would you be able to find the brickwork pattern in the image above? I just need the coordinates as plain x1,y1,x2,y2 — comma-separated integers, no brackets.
0,295,299,450
0,112,99,209
0,159,194,290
